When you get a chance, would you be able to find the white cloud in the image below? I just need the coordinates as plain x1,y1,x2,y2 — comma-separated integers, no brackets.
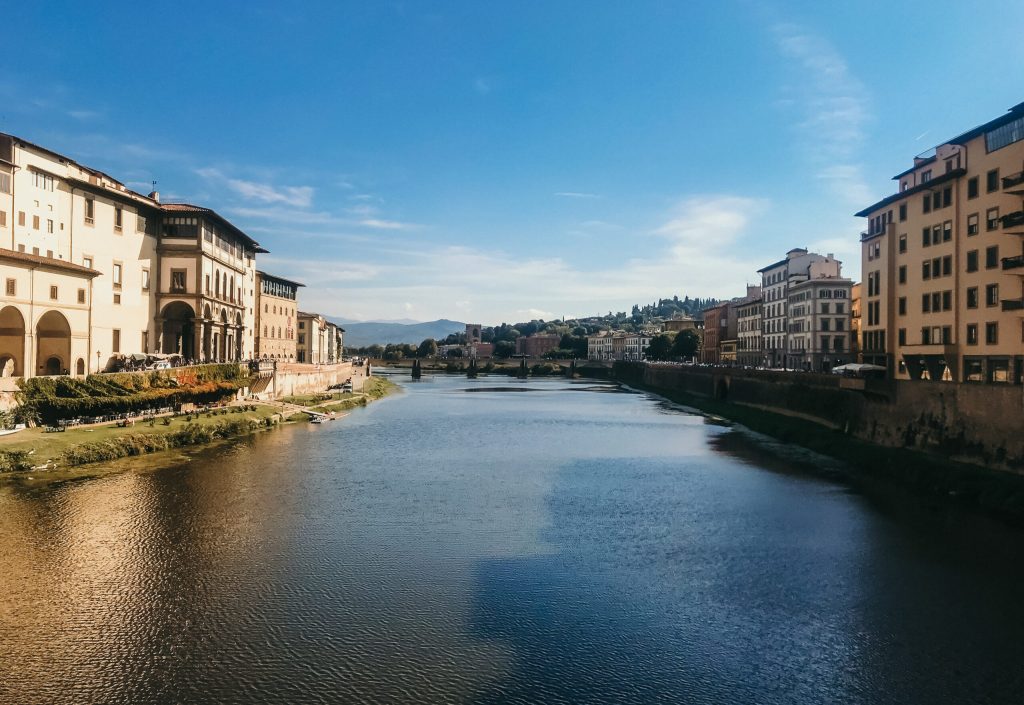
359,218,420,230
197,167,314,208
772,22,871,206
286,194,767,323
555,192,601,199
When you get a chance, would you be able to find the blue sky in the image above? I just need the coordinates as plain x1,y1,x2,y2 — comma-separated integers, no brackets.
4,1,1024,324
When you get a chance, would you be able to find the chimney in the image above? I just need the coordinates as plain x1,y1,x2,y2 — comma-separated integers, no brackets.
148,190,160,203
827,253,834,260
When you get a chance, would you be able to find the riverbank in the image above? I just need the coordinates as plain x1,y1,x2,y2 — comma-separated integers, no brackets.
618,375,1024,524
0,376,399,480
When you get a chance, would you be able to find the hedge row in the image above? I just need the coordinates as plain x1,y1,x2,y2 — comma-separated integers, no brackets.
26,381,244,424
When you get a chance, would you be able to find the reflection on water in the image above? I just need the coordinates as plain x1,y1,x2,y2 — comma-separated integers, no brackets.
1,374,1022,704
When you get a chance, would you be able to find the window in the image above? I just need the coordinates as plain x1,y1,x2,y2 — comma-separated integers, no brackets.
898,297,907,315
137,214,147,233
114,207,123,231
967,214,979,235
32,171,54,191
171,269,187,293
942,256,952,276
967,287,978,308
112,329,121,354
18,211,25,226
835,319,845,331
32,215,39,230
943,187,952,208
899,204,907,221
922,170,932,183
922,294,931,313
834,336,845,352
922,261,931,280
986,284,999,306
968,176,979,199
898,234,907,253
0,211,5,228
943,221,952,242
898,329,906,346
820,303,830,314
922,227,930,248
49,285,57,300
821,319,830,331
932,292,942,312
4,279,14,296
967,250,978,272
985,116,1024,152
942,290,951,311
987,208,1000,231
921,327,931,344
113,293,121,305
932,225,942,245
987,169,999,193
932,257,941,276
923,195,931,214
986,245,998,269
112,262,122,288
84,198,95,224
77,288,85,304
142,332,149,354
933,192,941,211
0,172,9,194
142,269,150,291
898,265,907,284
985,322,998,345
967,324,978,345
83,256,93,269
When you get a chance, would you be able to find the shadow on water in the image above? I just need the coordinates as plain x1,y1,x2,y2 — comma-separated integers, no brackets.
465,453,1024,705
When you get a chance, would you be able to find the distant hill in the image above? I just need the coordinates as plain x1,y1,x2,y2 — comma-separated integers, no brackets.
334,318,466,347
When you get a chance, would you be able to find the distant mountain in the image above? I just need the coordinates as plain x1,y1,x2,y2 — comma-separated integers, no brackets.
333,318,466,347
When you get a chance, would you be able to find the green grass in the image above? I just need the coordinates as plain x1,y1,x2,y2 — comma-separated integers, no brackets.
361,376,398,399
0,405,282,468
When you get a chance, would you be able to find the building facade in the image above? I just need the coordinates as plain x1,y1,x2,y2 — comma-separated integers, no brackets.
255,271,303,361
515,333,560,357
785,277,853,371
735,297,763,367
587,332,614,361
701,302,729,364
758,249,840,368
858,102,1024,383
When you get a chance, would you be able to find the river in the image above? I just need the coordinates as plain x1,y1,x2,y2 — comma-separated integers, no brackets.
1,373,1022,704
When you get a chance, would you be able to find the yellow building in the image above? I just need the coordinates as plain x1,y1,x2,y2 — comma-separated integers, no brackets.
255,271,303,361
858,102,1024,383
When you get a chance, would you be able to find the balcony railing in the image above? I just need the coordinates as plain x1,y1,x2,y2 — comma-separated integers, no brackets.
1001,211,1024,229
1001,298,1024,312
1002,171,1024,191
1002,255,1024,271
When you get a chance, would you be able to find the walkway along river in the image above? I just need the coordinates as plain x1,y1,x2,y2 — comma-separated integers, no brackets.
1,373,1023,704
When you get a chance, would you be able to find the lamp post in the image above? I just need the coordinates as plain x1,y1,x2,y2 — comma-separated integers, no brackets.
96,350,101,374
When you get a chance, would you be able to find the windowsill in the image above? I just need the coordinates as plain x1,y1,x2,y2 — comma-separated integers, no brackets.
84,219,94,226
114,227,123,233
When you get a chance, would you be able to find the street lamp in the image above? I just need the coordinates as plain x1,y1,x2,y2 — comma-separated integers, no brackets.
96,350,101,374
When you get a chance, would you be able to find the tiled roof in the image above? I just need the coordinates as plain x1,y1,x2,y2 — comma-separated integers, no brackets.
0,248,100,277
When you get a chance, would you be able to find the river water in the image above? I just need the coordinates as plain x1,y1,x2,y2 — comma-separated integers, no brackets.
1,373,1022,704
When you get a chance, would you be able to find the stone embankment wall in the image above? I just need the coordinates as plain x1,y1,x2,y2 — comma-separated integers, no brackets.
615,363,1024,473
260,361,361,399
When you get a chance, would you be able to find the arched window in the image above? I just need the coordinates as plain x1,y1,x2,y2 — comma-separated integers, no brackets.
263,325,268,337
215,271,220,297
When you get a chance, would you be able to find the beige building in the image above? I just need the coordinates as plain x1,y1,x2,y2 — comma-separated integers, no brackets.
858,101,1024,383
735,297,762,367
0,131,269,377
297,311,328,364
587,331,614,361
157,203,265,362
1,132,160,375
255,271,303,361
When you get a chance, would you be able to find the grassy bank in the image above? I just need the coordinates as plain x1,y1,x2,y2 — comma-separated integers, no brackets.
0,376,401,477
620,378,1024,524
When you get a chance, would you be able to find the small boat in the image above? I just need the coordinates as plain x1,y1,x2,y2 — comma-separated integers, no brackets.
309,415,325,424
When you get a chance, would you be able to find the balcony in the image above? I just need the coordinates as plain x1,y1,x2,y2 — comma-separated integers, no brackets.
1002,255,1024,271
1001,298,1024,312
1003,171,1024,194
1001,210,1024,232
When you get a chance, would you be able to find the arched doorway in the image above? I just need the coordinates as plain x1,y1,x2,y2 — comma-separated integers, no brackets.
160,302,196,357
0,306,26,376
75,358,86,376
36,310,71,376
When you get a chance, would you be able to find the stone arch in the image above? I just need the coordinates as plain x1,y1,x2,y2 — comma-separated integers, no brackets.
160,301,196,356
0,305,26,377
75,358,86,376
36,310,71,376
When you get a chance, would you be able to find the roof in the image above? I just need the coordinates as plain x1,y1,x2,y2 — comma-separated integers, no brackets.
0,248,100,277
855,167,965,217
162,203,269,253
256,270,306,288
756,258,788,273
947,101,1024,146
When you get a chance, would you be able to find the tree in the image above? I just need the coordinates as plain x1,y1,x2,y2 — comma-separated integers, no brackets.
493,340,515,358
645,334,673,360
417,338,438,358
671,330,700,359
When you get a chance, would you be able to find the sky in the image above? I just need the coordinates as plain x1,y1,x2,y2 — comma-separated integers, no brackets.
3,1,1024,325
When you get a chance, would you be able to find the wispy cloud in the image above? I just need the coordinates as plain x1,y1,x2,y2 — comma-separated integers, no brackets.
473,77,493,95
555,191,601,199
197,167,314,208
772,22,871,206
359,218,420,230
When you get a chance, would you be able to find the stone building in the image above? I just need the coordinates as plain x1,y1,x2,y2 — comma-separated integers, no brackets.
735,296,763,367
255,271,303,361
785,276,854,371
